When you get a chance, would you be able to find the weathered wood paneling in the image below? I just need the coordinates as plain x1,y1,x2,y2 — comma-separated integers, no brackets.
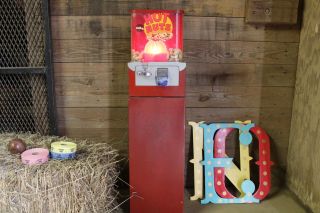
184,17,299,42
55,85,294,108
50,0,300,184
51,16,300,42
53,39,298,64
57,107,128,128
54,63,295,108
56,106,291,167
186,86,294,108
186,63,296,87
54,63,296,86
245,0,299,24
184,40,298,64
55,70,294,107
287,0,320,211
51,0,245,17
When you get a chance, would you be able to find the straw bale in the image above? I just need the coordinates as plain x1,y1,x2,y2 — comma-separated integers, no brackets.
0,133,119,213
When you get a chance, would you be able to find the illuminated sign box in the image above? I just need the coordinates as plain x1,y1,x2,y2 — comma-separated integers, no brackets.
131,10,184,62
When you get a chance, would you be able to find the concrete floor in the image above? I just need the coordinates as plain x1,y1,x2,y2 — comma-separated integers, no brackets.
114,188,308,213
184,189,308,213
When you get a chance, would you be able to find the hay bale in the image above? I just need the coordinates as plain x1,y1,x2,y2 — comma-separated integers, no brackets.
0,133,119,213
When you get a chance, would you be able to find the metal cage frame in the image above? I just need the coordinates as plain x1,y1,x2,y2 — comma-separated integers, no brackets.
0,0,56,135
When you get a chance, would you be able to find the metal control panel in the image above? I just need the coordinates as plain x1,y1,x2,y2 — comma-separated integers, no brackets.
128,62,186,87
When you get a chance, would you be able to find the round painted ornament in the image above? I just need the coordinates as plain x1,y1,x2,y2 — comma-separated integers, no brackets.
8,138,27,154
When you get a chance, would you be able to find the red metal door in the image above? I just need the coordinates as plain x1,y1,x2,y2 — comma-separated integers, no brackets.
129,97,185,213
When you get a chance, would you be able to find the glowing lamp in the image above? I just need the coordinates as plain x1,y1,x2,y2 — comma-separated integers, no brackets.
143,40,168,62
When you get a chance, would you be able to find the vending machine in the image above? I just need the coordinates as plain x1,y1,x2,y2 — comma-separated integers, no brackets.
128,10,186,213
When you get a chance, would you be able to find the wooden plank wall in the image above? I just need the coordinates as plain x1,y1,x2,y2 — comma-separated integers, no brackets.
287,0,320,211
51,0,300,184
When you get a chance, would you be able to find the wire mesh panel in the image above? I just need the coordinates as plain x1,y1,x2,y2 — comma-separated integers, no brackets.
0,0,54,135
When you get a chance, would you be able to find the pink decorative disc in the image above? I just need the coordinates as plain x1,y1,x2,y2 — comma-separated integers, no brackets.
21,148,49,165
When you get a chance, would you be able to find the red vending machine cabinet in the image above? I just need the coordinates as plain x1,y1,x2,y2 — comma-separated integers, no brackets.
128,10,185,213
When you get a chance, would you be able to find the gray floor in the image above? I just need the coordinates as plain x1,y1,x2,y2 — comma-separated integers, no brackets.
114,188,308,213
184,189,308,213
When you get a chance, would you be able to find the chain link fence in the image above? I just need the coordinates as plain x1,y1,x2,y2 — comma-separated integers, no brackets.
0,0,54,135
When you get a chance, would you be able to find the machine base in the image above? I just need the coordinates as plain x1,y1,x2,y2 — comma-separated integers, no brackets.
129,97,185,213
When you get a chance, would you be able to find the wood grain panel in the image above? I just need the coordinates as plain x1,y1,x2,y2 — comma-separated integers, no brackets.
186,63,296,87
54,62,295,108
54,64,128,93
50,0,245,17
51,16,130,40
57,107,128,153
54,62,127,77
53,39,130,63
287,0,320,211
51,16,300,42
184,40,299,64
54,63,128,107
50,0,300,179
57,107,291,167
53,39,299,64
54,63,296,87
57,107,291,142
56,94,128,108
185,16,299,42
55,81,293,108
245,0,299,24
186,86,294,108
57,107,128,128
